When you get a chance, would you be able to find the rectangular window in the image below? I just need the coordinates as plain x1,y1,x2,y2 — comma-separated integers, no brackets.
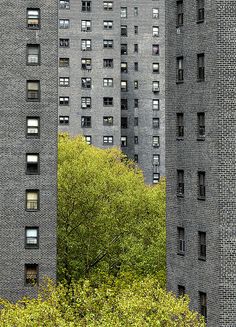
177,170,184,196
197,0,204,22
81,58,91,70
153,8,159,19
59,0,70,9
103,97,113,106
153,154,160,166
176,113,184,138
103,136,113,145
26,117,39,138
103,39,113,48
84,135,92,145
198,232,206,260
134,81,138,89
103,78,113,87
153,118,160,129
134,117,139,126
26,190,39,211
25,227,39,248
59,58,69,67
198,171,206,199
177,0,183,26
197,112,205,139
81,20,91,32
152,44,159,55
103,116,113,126
121,7,127,18
134,26,138,35
152,136,160,148
27,44,40,65
27,81,40,101
121,117,128,128
199,292,207,320
153,63,159,73
121,80,128,92
153,26,159,37
81,39,91,51
59,96,69,105
103,1,113,10
104,21,113,29
177,57,184,82
81,116,91,128
134,99,139,108
134,62,138,71
59,116,69,125
26,154,39,174
103,59,113,68
197,53,205,81
25,264,38,286
134,154,138,162
134,7,138,16
134,136,138,144
81,77,91,88
121,25,127,36
134,44,138,53
82,1,91,12
121,99,128,110
152,81,160,92
121,62,128,73
152,99,159,110
178,285,185,297
59,19,70,29
27,9,40,29
121,136,127,147
121,44,128,55
81,97,91,109
59,38,70,47
59,77,70,86
177,227,185,255
153,173,160,184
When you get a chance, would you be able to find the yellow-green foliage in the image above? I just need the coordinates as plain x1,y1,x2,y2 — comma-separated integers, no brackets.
0,277,205,327
58,134,166,283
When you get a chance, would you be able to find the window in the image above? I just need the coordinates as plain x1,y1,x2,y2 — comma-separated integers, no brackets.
81,20,91,32
177,227,185,255
197,53,205,81
178,285,185,297
59,58,69,67
103,59,113,68
59,0,70,9
82,1,91,12
59,116,69,125
199,293,207,321
153,136,160,148
27,9,40,29
198,171,205,199
152,44,159,55
121,99,128,110
177,170,184,196
59,19,70,29
177,57,184,82
103,97,113,106
153,99,159,110
121,25,127,36
134,26,138,34
197,0,204,22
59,38,70,47
176,113,184,138
25,264,38,286
134,44,138,53
59,77,70,86
103,136,113,145
153,154,160,166
103,78,113,87
121,62,128,73
153,26,159,37
25,227,39,248
59,96,69,105
153,8,159,19
197,112,205,139
121,44,128,55
153,173,160,184
27,81,40,101
121,7,127,18
177,0,183,26
27,45,40,65
134,81,139,89
103,116,113,126
134,136,138,144
134,7,138,16
121,81,127,92
81,77,91,88
152,81,160,92
134,99,139,108
134,62,138,71
81,97,91,109
26,117,39,138
81,58,91,70
104,21,113,30
84,135,92,145
153,118,160,129
121,117,128,128
81,116,91,128
26,154,39,174
103,39,113,48
81,39,91,51
26,190,39,211
103,1,113,10
134,117,139,126
133,154,138,163
121,136,127,147
198,232,206,260
153,63,159,73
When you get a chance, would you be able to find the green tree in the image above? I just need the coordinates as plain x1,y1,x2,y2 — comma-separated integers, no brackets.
57,134,166,283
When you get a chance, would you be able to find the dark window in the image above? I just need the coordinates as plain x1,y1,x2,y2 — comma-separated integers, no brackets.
27,44,40,65
81,116,91,128
134,117,138,126
197,112,205,139
81,97,91,109
26,190,39,211
103,59,113,68
198,231,206,260
59,0,70,9
25,264,38,286
103,97,113,106
177,170,184,196
197,53,205,81
121,136,127,147
121,99,128,110
27,9,40,29
121,44,128,55
121,117,128,128
177,0,183,26
199,292,207,319
134,26,138,34
103,39,113,48
177,227,185,255
59,58,69,67
59,38,70,47
134,62,138,71
198,171,205,199
178,285,185,297
82,1,91,11
59,116,69,125
103,116,113,126
27,81,40,101
177,113,184,138
26,117,39,138
197,0,204,22
121,25,127,36
26,154,39,174
134,136,138,144
134,44,138,53
81,77,91,88
177,57,184,82
134,154,138,162
152,44,159,55
25,227,39,248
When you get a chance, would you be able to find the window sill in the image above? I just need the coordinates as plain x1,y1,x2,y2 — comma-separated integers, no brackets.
198,257,206,261
197,136,205,141
177,252,185,257
197,196,206,201
176,80,184,84
177,194,184,198
176,137,184,141
25,246,39,249
196,20,204,24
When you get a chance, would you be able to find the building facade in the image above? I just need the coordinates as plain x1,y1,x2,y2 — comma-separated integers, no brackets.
58,0,165,184
166,0,236,325
0,0,58,300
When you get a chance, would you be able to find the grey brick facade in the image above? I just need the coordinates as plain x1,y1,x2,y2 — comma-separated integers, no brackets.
58,0,165,184
0,1,58,300
166,1,236,325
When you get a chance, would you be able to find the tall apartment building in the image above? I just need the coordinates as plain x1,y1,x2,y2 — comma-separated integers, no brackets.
166,1,236,325
58,0,165,184
0,1,58,300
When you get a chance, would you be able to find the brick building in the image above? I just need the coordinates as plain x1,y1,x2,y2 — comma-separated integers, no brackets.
58,0,165,184
0,1,58,300
166,0,236,325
